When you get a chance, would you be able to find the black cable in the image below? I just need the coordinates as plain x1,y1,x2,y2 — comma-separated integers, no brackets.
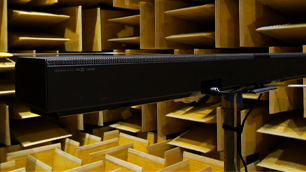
241,93,263,131
209,85,255,96
238,131,247,172
238,93,263,172
187,95,211,107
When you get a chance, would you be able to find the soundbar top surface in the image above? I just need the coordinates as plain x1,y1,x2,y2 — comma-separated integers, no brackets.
15,53,306,117
20,53,306,66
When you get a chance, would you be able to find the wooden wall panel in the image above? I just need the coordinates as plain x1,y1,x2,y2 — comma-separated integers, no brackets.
101,10,137,50
239,0,290,47
155,0,200,49
0,0,7,52
82,8,101,52
215,0,239,48
49,6,83,52
157,100,194,137
269,47,303,114
0,101,10,146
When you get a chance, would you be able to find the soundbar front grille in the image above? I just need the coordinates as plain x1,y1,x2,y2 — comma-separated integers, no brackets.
45,54,255,66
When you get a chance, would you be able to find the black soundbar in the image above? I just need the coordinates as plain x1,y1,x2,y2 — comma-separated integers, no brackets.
15,53,306,117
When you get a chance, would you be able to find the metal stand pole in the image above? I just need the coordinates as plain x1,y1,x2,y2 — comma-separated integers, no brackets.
222,94,243,172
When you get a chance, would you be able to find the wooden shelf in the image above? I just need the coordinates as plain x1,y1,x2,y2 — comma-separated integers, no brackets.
64,138,79,156
241,104,280,157
58,0,112,8
258,139,306,172
125,49,173,55
155,0,204,49
270,78,303,114
8,33,69,50
269,47,303,114
14,0,57,6
83,133,102,146
11,168,26,172
217,103,280,157
54,149,82,171
127,148,165,171
48,6,82,52
8,10,70,29
10,50,36,57
59,114,84,133
119,133,149,153
113,0,140,10
88,143,133,164
242,93,269,100
75,138,119,165
0,78,15,96
165,4,215,23
165,32,215,47
183,151,224,172
8,0,31,5
101,10,138,50
10,118,71,147
147,141,174,158
0,143,52,164
110,114,142,133
109,103,157,133
7,143,61,169
125,0,153,10
194,48,269,55
109,15,140,26
6,100,39,119
105,154,142,172
65,131,102,147
157,160,189,172
18,0,112,8
257,0,306,16
168,124,217,153
64,161,104,172
258,110,306,141
166,103,221,123
0,53,12,58
0,58,15,73
174,49,194,55
146,132,156,145
84,111,104,127
157,100,195,137
0,161,16,171
92,128,117,140
84,108,130,127
239,0,290,47
108,36,140,45
257,24,306,43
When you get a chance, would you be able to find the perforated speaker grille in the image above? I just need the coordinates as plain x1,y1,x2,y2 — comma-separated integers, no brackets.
45,54,255,66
